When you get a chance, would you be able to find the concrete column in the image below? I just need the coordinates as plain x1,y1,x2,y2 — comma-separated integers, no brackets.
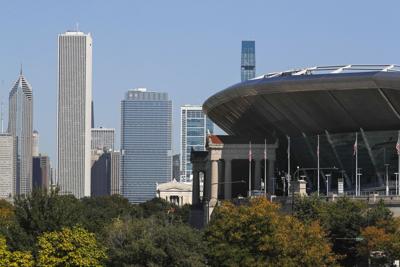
224,159,232,200
268,159,275,194
192,169,200,205
255,159,261,190
210,160,219,205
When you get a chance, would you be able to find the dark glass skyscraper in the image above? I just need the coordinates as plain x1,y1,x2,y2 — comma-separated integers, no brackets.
241,40,256,82
121,88,172,203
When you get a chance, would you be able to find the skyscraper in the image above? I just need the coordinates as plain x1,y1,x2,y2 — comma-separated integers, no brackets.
0,134,15,199
91,150,120,196
91,127,115,150
241,40,256,82
57,31,92,198
180,105,214,182
121,88,172,203
8,70,33,195
32,130,39,157
32,154,50,190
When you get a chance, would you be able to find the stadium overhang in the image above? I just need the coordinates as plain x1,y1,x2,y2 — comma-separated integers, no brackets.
203,65,400,138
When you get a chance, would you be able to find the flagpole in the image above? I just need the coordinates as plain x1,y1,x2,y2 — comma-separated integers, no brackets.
317,134,320,196
355,132,358,196
249,141,252,197
287,136,291,197
264,138,267,196
398,130,400,196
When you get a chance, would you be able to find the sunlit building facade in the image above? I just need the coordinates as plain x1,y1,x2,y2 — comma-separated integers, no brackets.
121,88,172,203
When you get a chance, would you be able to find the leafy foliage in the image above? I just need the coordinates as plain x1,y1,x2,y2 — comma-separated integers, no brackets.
37,227,107,267
205,197,337,267
0,236,33,267
103,217,206,267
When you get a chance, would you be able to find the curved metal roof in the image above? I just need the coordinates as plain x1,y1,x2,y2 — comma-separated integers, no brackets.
203,65,400,138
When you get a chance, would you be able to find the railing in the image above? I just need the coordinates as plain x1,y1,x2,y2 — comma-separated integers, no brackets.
254,64,400,80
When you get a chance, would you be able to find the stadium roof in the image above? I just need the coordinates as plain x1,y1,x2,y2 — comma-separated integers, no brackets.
203,65,400,138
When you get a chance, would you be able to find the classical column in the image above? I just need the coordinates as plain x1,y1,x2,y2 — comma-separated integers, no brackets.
224,159,232,200
268,159,275,194
192,169,200,205
254,159,261,190
210,160,219,205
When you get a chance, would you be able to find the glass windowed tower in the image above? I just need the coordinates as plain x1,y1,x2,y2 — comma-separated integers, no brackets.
241,40,256,82
121,88,172,203
180,105,214,182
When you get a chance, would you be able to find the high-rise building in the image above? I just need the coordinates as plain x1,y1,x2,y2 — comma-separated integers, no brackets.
32,130,39,157
57,31,92,198
91,127,115,150
180,105,214,182
121,88,172,203
0,134,15,199
32,154,50,190
241,40,256,82
8,70,33,195
91,150,120,196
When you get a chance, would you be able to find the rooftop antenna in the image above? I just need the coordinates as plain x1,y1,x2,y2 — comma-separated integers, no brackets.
20,63,23,75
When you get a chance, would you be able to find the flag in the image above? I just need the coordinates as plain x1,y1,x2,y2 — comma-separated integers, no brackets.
249,141,252,162
396,134,400,155
353,135,358,156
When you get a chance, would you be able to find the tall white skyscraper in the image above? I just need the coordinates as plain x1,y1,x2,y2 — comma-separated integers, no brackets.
57,31,92,198
180,105,214,182
0,134,15,199
8,70,33,195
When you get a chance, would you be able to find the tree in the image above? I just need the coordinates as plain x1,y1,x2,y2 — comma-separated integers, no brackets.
8,188,83,252
80,194,141,234
0,199,15,229
205,197,337,267
37,227,107,267
103,217,206,266
0,236,33,267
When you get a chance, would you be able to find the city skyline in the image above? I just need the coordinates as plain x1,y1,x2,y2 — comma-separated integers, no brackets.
0,1,400,165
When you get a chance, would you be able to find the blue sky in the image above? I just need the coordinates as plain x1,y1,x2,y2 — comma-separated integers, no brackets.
0,0,399,163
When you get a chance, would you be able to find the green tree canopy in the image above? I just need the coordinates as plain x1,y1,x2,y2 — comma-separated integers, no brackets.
0,236,33,267
37,226,107,267
205,197,337,267
103,217,206,267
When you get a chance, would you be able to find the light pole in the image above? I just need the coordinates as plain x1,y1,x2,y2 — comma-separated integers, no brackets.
357,169,362,196
281,176,286,196
395,172,399,196
385,164,389,196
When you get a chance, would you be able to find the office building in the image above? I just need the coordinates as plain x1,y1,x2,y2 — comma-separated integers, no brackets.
241,40,256,82
121,88,172,203
91,127,115,150
91,150,120,196
180,105,214,182
8,70,33,195
32,130,39,157
0,134,15,199
32,154,50,190
57,31,92,198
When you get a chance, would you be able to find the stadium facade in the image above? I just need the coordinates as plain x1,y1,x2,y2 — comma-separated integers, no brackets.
202,65,400,196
